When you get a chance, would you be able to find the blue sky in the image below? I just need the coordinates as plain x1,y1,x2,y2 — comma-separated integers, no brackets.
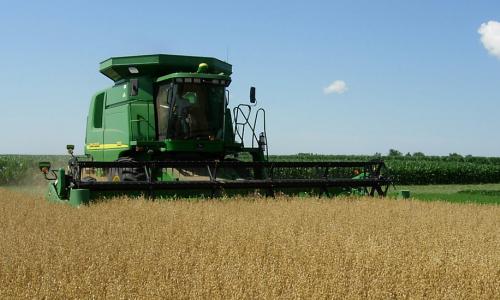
1,0,500,156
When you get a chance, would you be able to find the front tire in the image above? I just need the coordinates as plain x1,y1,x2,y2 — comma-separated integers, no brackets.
107,157,146,182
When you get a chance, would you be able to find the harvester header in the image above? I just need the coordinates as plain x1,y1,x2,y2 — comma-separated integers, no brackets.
99,54,232,82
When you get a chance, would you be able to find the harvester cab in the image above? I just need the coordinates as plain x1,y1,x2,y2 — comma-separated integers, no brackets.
40,54,390,205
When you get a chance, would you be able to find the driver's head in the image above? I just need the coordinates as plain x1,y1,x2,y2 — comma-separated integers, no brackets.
182,92,197,104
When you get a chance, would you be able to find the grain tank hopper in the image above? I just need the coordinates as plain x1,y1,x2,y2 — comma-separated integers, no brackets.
39,54,390,205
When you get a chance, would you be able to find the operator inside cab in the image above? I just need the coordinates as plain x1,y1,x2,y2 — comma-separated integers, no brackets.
172,90,210,139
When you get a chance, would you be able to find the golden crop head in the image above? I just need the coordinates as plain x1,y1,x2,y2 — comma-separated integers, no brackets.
0,188,498,299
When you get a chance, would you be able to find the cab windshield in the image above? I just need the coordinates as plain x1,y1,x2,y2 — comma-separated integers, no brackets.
156,82,225,140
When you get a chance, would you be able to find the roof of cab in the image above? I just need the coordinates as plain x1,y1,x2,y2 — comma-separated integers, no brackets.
100,54,232,82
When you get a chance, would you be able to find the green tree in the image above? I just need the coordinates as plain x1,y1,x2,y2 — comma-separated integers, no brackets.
388,149,402,157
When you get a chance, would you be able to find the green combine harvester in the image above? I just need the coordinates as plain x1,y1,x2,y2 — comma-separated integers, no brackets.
39,54,390,205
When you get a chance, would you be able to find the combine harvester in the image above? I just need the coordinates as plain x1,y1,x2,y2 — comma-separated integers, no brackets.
39,54,390,205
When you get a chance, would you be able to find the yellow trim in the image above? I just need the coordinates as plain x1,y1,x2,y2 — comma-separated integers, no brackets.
86,143,129,150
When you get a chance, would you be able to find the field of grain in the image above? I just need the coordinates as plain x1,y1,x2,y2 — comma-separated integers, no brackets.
0,188,499,299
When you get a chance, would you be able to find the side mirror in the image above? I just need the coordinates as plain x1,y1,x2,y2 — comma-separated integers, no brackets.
250,86,256,104
66,144,75,155
39,161,51,174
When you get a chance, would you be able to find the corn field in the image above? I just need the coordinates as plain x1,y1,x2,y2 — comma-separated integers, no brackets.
270,154,500,185
0,188,498,299
0,156,29,184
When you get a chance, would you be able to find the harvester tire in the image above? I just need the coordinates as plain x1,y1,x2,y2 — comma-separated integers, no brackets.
107,157,147,182
224,158,254,180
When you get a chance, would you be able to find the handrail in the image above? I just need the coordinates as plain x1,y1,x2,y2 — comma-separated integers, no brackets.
233,104,267,159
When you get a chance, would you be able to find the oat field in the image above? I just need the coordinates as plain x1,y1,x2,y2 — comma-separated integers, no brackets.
0,188,499,299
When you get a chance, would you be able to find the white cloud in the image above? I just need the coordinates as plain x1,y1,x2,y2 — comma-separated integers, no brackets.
323,80,348,95
478,21,500,59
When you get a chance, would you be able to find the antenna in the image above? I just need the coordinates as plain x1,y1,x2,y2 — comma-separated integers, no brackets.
226,46,230,62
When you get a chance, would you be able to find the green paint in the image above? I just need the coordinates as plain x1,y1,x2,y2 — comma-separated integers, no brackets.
69,189,90,206
46,183,64,202
84,54,239,162
400,190,411,199
100,54,232,82
55,168,67,199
